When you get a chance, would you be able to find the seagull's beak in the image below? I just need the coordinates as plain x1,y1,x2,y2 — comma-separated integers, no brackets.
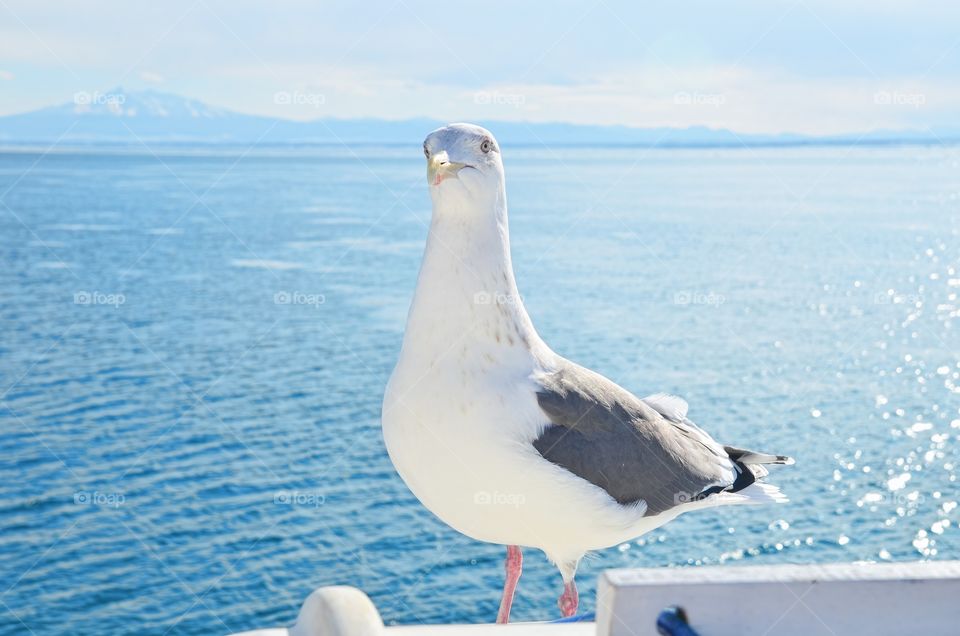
427,151,467,186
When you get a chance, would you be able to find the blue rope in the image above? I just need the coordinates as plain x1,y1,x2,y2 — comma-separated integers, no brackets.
657,606,700,636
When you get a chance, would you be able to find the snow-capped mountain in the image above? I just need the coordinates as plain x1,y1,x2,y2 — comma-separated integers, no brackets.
0,88,281,143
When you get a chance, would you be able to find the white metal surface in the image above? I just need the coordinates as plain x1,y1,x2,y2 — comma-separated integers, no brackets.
597,561,960,636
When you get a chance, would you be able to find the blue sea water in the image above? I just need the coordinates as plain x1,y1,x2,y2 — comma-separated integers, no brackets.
1,143,959,634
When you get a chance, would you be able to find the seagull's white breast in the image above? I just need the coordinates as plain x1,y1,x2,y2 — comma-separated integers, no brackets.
381,228,656,565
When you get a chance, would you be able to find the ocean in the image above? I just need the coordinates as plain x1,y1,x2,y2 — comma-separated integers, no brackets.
1,143,958,634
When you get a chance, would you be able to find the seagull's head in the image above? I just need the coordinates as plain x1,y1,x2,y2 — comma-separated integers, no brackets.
423,123,504,204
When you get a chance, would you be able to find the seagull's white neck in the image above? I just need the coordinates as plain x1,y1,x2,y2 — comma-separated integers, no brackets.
400,183,542,367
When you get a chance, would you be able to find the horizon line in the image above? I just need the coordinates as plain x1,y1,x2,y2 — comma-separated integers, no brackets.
0,86,949,143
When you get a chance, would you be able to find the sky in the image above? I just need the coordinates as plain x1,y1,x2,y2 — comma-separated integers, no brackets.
0,0,958,135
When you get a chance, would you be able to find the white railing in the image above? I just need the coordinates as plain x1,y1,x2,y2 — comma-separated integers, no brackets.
231,561,960,635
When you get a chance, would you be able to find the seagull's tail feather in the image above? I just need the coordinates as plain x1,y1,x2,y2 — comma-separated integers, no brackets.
721,482,789,505
692,482,789,509
691,446,792,507
714,445,794,500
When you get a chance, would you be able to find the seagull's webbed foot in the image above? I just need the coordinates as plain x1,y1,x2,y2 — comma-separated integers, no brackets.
557,580,578,618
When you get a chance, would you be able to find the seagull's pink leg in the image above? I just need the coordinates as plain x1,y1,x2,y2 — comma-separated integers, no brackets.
496,545,523,624
557,579,578,618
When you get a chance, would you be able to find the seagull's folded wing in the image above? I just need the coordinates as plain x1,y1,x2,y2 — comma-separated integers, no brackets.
532,360,737,516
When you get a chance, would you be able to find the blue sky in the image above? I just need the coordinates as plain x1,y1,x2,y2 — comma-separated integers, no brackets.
1,0,958,134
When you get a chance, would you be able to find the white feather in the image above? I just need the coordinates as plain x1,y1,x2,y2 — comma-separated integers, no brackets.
642,392,689,421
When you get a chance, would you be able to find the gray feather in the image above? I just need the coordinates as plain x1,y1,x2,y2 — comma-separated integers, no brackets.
533,361,737,515
532,360,793,516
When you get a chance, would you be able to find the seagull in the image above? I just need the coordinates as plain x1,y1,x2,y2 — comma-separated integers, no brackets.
382,123,793,623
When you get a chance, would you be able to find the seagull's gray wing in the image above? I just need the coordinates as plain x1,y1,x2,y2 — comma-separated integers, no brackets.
532,360,787,516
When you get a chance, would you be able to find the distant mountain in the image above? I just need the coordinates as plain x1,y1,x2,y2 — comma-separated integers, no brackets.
0,88,286,143
0,88,954,147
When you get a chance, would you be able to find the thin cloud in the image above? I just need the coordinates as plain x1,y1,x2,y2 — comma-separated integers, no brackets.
0,0,958,133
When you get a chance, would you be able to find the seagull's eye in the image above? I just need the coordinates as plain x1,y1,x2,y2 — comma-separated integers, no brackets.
423,143,430,158
480,139,493,154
